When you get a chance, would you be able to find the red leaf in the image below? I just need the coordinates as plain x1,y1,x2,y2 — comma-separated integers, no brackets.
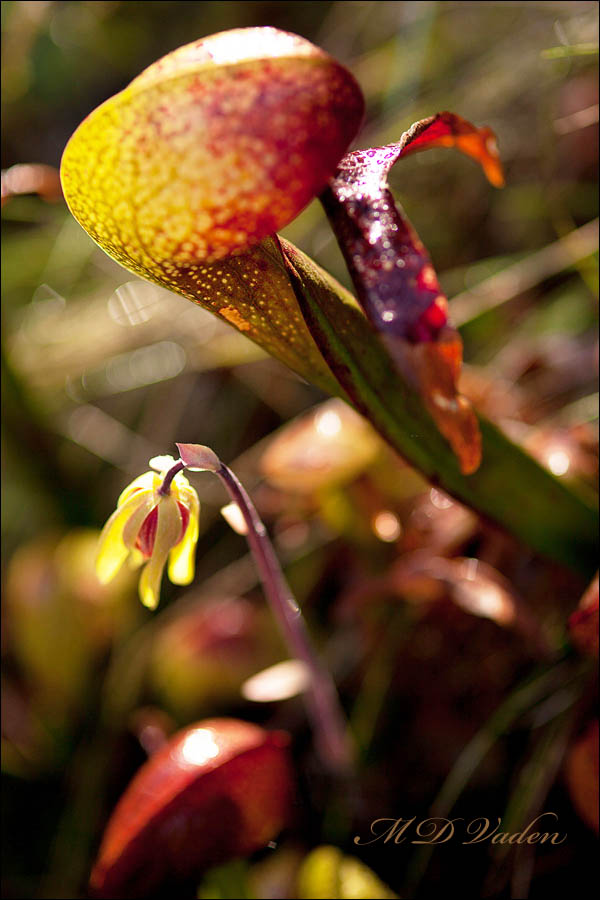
89,719,294,898
395,111,505,188
388,328,482,477
176,442,220,472
569,573,599,657
318,111,503,474
320,148,449,344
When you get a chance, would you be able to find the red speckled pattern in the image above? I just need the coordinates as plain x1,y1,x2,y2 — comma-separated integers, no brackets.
61,27,364,269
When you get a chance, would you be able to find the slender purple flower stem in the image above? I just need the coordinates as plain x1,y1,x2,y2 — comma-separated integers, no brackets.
158,460,185,496
216,461,354,775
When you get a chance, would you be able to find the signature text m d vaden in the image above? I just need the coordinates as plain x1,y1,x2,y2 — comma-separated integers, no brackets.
354,813,567,846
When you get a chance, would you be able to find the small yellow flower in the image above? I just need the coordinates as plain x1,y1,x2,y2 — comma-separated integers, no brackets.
96,456,199,609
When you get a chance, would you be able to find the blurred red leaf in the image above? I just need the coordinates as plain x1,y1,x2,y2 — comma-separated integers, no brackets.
569,573,599,657
341,551,551,658
127,707,175,757
149,598,284,718
1,163,62,206
89,719,294,898
260,398,381,494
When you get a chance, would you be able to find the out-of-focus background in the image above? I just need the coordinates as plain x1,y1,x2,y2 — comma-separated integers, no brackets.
2,2,598,898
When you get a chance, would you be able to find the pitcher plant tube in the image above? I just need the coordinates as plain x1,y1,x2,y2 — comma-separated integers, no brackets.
61,27,597,572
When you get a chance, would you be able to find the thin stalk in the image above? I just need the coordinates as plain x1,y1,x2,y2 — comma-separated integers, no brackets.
158,460,185,495
215,461,354,776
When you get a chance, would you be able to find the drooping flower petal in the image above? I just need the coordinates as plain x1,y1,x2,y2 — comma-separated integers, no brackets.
96,491,153,583
139,497,183,609
172,478,197,518
168,489,200,585
117,471,157,506
122,494,158,549
172,470,194,495
96,455,201,609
